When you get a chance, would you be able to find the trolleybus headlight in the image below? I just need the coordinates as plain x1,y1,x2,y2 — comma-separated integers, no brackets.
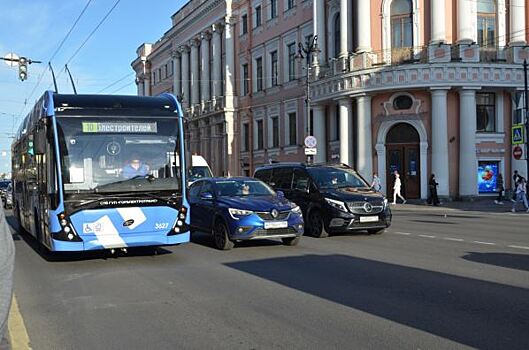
60,219,68,227
174,227,181,233
179,213,186,220
177,220,183,227
63,226,71,234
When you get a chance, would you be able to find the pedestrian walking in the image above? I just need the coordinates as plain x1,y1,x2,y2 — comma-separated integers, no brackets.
511,176,529,213
370,173,382,192
511,170,520,202
392,171,406,204
428,174,440,206
494,173,504,204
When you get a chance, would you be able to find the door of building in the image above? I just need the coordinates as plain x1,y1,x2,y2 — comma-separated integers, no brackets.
385,123,420,199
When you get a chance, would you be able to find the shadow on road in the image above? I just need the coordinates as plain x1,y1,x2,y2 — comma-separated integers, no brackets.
6,213,172,262
226,254,529,349
462,252,529,272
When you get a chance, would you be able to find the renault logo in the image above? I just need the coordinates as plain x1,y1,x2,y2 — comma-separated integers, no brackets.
363,202,373,213
271,209,279,218
123,219,135,227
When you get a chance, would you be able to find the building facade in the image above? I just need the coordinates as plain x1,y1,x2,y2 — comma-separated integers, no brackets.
133,0,529,199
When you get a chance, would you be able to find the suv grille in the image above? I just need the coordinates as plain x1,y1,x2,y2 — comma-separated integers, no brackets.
347,201,384,214
253,227,297,236
256,211,290,221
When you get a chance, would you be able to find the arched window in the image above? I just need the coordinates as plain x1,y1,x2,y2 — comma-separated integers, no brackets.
477,0,496,48
334,14,340,58
390,0,413,49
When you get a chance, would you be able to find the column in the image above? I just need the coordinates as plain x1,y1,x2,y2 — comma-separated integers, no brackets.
212,23,223,104
312,105,327,164
224,15,238,175
431,0,446,43
200,32,211,107
339,0,350,58
181,46,190,109
143,76,151,96
459,89,478,197
313,0,326,64
457,0,476,43
510,0,526,45
356,95,372,180
172,51,181,98
338,99,353,166
190,39,200,107
431,88,450,197
356,0,372,52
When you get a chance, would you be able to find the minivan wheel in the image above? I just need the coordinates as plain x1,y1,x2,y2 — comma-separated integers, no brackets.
308,210,329,238
212,221,234,250
282,236,300,246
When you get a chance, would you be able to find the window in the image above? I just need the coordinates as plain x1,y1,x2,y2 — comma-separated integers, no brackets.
288,43,296,81
243,123,250,151
189,181,203,198
270,0,277,18
257,120,264,149
287,0,295,10
242,14,248,34
393,95,413,110
255,5,262,27
242,64,249,95
334,14,340,58
164,64,168,79
390,0,413,48
271,167,293,189
288,112,297,145
256,57,263,91
270,50,278,86
272,117,279,147
476,93,496,132
477,0,496,48
293,168,309,191
152,72,156,84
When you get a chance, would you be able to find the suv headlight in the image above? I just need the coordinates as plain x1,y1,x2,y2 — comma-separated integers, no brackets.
228,208,254,219
383,198,388,208
324,198,348,212
291,205,301,214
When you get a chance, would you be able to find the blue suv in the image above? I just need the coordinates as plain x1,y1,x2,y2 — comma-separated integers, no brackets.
188,177,304,250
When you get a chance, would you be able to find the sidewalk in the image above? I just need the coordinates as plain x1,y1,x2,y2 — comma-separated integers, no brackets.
390,197,529,214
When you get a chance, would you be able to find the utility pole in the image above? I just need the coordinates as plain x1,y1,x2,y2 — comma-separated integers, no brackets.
523,59,529,178
297,35,318,164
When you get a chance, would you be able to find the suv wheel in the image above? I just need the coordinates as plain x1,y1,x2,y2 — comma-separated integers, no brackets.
308,210,329,238
212,220,234,250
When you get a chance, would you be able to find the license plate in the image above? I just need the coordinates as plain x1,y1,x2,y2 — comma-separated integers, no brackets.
360,216,379,223
264,221,288,229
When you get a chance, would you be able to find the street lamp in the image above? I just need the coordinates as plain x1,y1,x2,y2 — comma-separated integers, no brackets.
297,35,318,163
522,60,529,179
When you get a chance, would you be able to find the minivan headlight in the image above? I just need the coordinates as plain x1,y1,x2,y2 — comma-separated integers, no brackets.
324,198,348,212
229,208,254,219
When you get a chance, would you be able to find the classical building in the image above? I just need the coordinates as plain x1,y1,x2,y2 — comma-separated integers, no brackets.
133,0,529,199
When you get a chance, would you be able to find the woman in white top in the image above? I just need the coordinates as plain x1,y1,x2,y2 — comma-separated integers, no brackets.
511,177,529,213
392,171,406,204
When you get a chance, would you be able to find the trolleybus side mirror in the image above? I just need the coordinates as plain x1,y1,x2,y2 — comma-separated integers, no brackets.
34,128,46,155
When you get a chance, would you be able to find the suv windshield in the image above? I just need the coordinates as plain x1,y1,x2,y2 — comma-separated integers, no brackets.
189,166,213,182
56,115,181,193
308,167,368,190
216,180,275,197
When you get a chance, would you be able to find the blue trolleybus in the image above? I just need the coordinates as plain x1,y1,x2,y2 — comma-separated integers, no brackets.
11,92,190,252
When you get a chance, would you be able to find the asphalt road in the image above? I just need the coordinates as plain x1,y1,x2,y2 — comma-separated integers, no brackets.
8,207,529,350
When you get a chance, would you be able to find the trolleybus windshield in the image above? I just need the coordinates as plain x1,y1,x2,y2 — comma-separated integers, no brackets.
56,115,181,193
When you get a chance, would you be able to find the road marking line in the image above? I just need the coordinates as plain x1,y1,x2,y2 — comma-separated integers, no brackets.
508,245,529,250
443,237,464,242
394,232,412,235
8,294,31,349
472,241,496,246
418,234,436,238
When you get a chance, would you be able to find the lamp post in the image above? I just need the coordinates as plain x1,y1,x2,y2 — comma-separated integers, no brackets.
297,35,318,163
523,60,529,178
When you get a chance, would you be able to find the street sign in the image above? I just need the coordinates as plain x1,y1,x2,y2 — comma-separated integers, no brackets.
512,125,525,145
3,53,19,67
304,147,317,155
513,146,523,160
304,135,317,148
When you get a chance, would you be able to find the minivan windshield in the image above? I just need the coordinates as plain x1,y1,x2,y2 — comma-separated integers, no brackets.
308,167,369,190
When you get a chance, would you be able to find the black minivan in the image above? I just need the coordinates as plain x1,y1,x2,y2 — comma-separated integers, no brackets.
254,163,391,237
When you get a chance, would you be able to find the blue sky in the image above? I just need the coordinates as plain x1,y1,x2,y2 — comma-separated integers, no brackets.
0,0,186,174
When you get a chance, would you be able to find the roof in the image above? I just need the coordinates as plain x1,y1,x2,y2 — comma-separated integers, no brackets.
53,93,177,111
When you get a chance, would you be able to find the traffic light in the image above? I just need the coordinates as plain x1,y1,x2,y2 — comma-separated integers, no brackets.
18,57,28,81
